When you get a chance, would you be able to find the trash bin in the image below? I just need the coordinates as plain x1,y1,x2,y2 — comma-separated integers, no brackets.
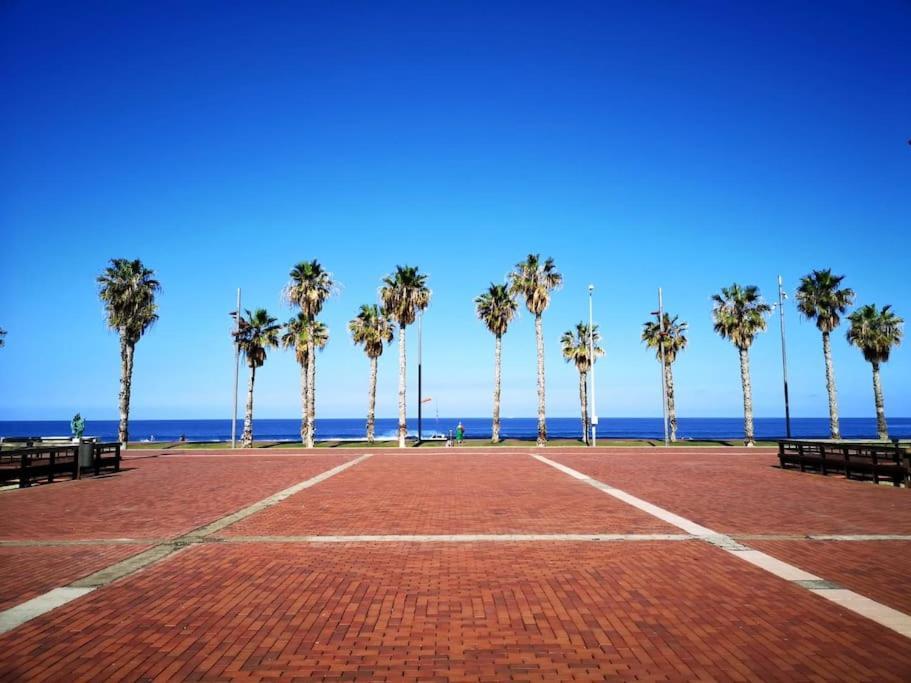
78,438,95,468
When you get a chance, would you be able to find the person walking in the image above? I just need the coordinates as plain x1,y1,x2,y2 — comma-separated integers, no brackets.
456,421,465,447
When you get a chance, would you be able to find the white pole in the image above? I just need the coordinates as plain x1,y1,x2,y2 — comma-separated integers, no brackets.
658,288,669,447
231,288,241,449
588,284,597,447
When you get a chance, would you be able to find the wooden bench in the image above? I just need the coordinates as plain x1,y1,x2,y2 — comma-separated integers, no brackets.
0,442,121,488
778,440,910,487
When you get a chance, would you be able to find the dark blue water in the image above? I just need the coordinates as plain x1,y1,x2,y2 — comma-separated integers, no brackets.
1,417,908,442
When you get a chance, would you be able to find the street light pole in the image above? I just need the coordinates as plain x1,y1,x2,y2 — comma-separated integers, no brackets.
657,288,669,447
417,310,423,443
777,275,792,438
588,284,597,447
231,288,241,449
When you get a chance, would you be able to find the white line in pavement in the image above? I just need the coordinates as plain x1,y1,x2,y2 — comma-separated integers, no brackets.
219,533,693,543
531,453,911,640
0,587,94,635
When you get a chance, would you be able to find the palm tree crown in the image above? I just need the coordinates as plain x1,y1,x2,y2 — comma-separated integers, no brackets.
475,284,518,337
796,269,855,333
560,323,604,373
847,304,903,364
0,328,5,347
349,304,394,358
281,313,328,365
380,266,431,325
508,254,562,315
233,308,280,368
286,260,335,318
97,258,161,343
712,284,771,349
642,314,688,363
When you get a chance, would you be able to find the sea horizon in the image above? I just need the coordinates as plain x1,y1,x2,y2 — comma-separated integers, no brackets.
2,416,909,442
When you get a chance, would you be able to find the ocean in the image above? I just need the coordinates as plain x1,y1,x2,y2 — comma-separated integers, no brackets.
1,417,909,442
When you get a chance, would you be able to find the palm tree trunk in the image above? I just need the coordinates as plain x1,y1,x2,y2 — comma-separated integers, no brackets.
118,338,134,446
665,362,677,442
397,324,407,448
492,334,502,443
739,346,755,447
822,331,841,440
535,314,547,446
578,370,589,445
306,338,316,448
299,361,308,443
242,365,255,448
367,355,378,443
871,361,888,440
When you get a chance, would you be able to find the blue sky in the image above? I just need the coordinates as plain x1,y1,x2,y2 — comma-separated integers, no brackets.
2,1,909,421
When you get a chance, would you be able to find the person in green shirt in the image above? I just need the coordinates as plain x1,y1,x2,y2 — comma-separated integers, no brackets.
71,413,85,440
456,421,464,446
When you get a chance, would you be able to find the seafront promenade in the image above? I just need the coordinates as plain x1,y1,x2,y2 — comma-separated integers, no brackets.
1,447,909,680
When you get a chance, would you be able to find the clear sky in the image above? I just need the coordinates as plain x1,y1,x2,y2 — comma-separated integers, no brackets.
2,1,909,421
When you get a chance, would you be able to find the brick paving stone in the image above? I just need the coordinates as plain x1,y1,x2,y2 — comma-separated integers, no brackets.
548,448,911,534
224,452,677,536
0,544,150,610
0,454,356,541
750,540,911,615
1,542,910,681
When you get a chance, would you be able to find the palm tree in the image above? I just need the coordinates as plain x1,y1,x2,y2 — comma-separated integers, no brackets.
796,269,855,440
475,284,519,443
286,260,335,447
232,308,280,448
509,254,562,446
642,313,688,442
281,314,329,443
712,284,771,446
349,304,394,442
846,304,903,440
380,266,431,448
560,323,604,444
97,258,161,445
0,328,5,347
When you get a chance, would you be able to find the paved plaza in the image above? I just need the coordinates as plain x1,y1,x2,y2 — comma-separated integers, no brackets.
0,448,909,681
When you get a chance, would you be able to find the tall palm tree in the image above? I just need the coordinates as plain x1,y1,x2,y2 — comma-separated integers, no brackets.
97,258,161,445
380,266,431,448
281,314,329,443
286,260,335,447
846,304,903,440
475,283,519,443
349,304,394,442
509,254,562,446
796,269,855,440
232,308,280,448
560,322,604,444
712,284,771,447
642,313,688,442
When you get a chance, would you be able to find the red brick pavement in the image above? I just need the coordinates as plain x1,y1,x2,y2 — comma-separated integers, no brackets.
548,448,911,534
1,542,909,681
0,454,355,541
224,452,677,536
750,540,911,615
0,544,150,610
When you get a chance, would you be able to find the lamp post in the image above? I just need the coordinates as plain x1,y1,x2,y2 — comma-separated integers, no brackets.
588,284,597,447
231,288,241,449
777,275,792,438
417,310,423,443
652,288,669,447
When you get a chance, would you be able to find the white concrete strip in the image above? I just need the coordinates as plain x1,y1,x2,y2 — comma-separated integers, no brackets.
0,587,94,634
531,452,911,640
218,533,693,543
812,589,911,638
532,455,718,536
726,549,822,581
